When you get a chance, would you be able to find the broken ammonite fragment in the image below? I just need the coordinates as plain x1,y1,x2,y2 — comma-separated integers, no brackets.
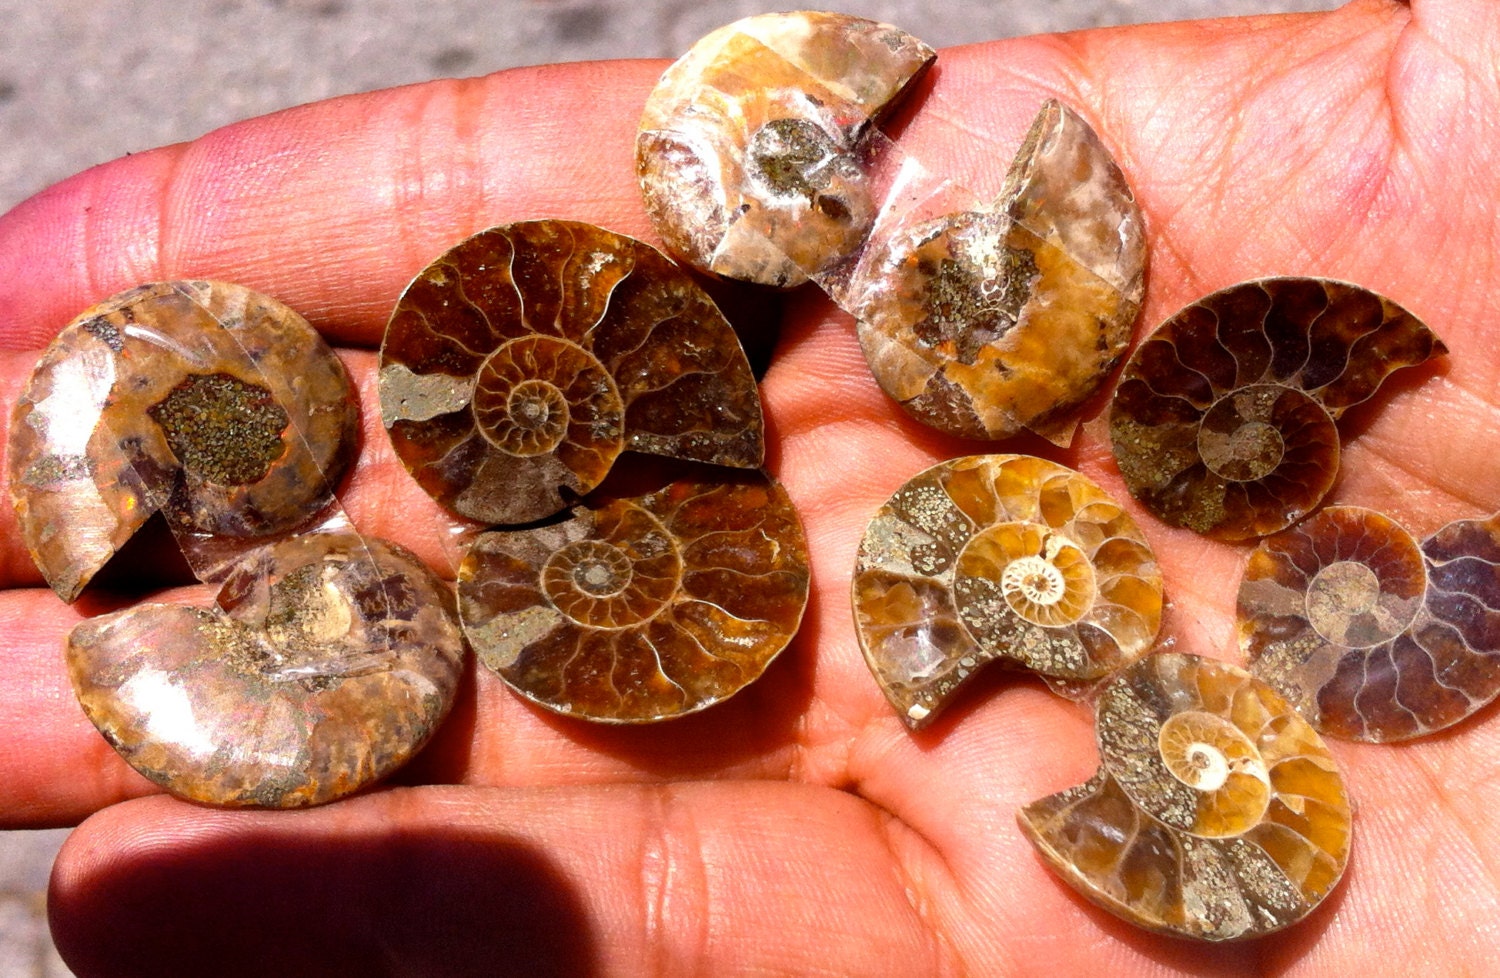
9,281,358,602
637,10,935,287
1239,506,1500,742
67,532,465,808
1019,652,1352,941
855,100,1146,442
1110,277,1446,541
379,220,765,525
457,469,809,722
852,455,1162,729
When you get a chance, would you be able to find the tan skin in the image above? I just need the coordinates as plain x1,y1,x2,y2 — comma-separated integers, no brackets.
0,0,1495,973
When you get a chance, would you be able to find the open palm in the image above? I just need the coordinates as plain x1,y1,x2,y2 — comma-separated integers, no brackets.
0,1,1495,974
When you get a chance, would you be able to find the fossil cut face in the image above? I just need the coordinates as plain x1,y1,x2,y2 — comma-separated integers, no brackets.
855,100,1146,443
637,10,935,287
379,220,765,525
1019,652,1352,941
1240,506,1500,742
852,454,1162,729
67,532,466,808
458,468,809,723
1110,277,1446,541
8,281,359,602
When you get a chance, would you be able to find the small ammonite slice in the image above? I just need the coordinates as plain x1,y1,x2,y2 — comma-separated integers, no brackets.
856,100,1145,442
852,455,1162,729
379,220,765,525
67,532,465,808
1110,277,1445,541
637,11,935,287
1240,506,1500,741
458,469,809,722
1019,652,1353,941
8,281,358,602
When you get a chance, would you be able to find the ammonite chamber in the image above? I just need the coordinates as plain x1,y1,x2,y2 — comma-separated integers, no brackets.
1019,652,1353,941
1110,277,1445,541
67,532,466,808
458,468,809,722
852,455,1162,728
8,281,359,602
637,11,935,287
1239,506,1500,742
855,100,1146,442
379,220,765,525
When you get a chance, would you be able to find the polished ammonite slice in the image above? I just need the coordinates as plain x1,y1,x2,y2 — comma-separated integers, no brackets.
67,532,466,808
458,468,809,722
379,220,765,525
1019,652,1353,941
8,281,358,602
854,100,1146,442
853,454,1163,728
637,10,935,287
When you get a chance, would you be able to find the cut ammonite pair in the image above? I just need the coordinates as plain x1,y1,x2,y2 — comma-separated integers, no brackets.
9,281,466,808
379,219,810,725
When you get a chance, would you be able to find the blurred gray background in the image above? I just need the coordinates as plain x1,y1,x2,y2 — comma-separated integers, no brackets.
0,0,1336,974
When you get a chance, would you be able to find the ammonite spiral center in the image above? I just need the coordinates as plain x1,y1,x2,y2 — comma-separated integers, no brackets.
1306,558,1413,647
956,523,1097,630
1198,388,1289,482
540,517,684,630
1157,709,1270,837
471,336,621,458
1001,555,1067,609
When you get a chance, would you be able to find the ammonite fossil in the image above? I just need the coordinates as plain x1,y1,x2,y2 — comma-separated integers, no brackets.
1239,506,1500,742
379,220,765,525
458,469,809,722
1018,652,1353,941
852,455,1162,729
855,100,1146,442
637,11,935,287
8,281,359,602
67,532,466,808
1110,277,1445,541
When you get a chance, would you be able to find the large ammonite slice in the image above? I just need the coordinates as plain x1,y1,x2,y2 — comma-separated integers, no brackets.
1019,652,1353,941
67,532,465,808
379,220,765,525
458,469,809,722
855,100,1145,442
1110,277,1445,541
8,281,359,602
1239,506,1500,741
637,11,935,287
852,455,1162,729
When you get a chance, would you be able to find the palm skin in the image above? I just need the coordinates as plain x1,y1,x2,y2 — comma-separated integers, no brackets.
0,0,1496,973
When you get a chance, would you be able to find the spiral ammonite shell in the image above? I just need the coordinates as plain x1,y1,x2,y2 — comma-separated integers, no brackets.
637,11,935,287
1110,277,1445,541
1019,652,1352,941
67,532,466,808
852,455,1162,729
855,100,1146,442
1239,506,1500,741
458,469,809,722
8,281,359,602
379,220,765,525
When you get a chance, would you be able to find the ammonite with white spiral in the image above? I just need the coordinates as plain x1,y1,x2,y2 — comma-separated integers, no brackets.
637,11,935,287
1019,652,1353,941
379,220,765,525
855,100,1145,442
67,532,466,808
852,455,1162,729
8,281,358,602
1239,506,1500,741
458,469,809,722
1109,277,1445,541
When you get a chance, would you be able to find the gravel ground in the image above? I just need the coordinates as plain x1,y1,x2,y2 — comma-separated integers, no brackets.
0,1,1339,974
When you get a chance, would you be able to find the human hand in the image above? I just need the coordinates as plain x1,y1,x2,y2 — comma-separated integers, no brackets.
1,0,1495,974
